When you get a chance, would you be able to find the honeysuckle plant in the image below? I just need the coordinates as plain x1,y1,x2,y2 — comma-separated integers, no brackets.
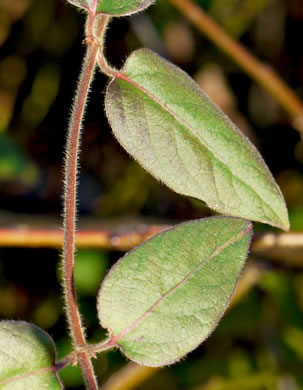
0,0,289,389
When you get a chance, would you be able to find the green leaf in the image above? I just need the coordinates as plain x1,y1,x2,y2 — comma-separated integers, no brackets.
66,0,154,16
105,49,289,230
97,0,154,15
0,321,62,389
98,217,252,366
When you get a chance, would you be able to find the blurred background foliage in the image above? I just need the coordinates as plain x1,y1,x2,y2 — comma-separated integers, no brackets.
1,0,303,388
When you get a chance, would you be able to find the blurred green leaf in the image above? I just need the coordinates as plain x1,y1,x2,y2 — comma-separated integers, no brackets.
228,349,253,378
283,326,303,360
210,0,272,38
195,372,279,390
259,271,302,329
74,250,108,296
0,132,37,183
31,298,61,329
289,208,303,230
20,64,60,128
57,250,108,296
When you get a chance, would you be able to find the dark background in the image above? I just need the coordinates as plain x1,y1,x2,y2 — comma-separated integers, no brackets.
1,0,303,388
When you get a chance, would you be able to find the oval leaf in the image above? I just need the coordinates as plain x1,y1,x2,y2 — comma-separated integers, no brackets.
0,321,62,389
66,0,154,16
98,217,252,366
105,49,289,230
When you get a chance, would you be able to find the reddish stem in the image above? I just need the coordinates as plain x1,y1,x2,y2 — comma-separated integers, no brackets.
63,12,110,390
63,38,97,352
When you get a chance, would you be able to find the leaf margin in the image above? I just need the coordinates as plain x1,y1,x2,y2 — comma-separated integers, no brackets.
97,216,253,367
105,48,289,231
0,320,63,389
66,0,155,16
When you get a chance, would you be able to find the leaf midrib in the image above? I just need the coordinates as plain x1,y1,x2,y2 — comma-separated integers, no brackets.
115,72,283,226
0,366,55,386
111,223,251,343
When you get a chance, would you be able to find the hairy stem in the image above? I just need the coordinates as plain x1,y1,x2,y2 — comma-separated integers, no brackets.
63,43,98,390
63,31,97,349
63,12,110,390
94,15,117,78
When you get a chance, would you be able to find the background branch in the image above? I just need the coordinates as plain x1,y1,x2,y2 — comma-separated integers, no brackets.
102,364,160,390
0,216,170,250
0,216,302,265
167,0,303,135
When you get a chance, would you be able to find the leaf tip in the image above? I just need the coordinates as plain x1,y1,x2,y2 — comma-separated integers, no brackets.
281,218,290,232
274,205,290,231
243,220,253,236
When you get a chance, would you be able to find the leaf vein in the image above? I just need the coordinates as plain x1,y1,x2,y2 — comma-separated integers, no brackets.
112,227,249,343
117,73,281,223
